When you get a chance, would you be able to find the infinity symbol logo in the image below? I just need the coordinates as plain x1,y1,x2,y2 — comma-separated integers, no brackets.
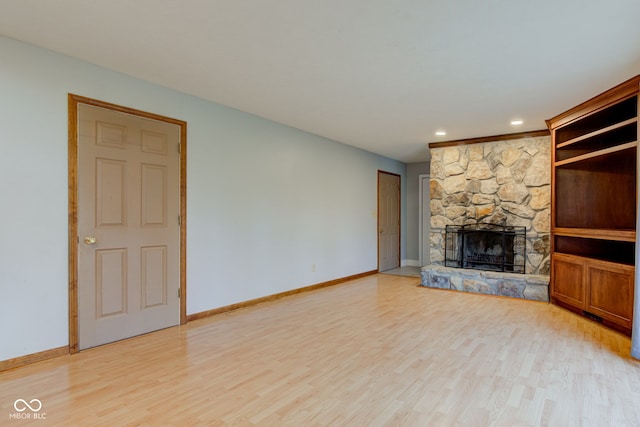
13,399,42,412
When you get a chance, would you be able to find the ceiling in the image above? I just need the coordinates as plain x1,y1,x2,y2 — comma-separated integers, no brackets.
0,1,639,163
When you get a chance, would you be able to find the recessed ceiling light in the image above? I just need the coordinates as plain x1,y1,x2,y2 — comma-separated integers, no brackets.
511,120,524,126
435,131,447,136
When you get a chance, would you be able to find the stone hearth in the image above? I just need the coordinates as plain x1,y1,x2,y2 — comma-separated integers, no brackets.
421,265,549,302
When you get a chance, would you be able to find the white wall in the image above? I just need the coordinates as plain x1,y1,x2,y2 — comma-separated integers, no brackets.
0,36,406,361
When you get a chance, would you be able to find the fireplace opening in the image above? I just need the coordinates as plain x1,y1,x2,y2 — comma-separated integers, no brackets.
444,222,526,273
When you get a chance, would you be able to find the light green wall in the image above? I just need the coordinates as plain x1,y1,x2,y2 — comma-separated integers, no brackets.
0,36,406,361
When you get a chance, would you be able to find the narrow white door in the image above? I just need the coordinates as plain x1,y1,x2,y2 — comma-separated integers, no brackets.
419,174,431,266
378,171,400,271
77,104,180,350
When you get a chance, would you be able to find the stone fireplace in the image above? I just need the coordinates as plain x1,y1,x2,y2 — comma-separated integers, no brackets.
421,135,551,301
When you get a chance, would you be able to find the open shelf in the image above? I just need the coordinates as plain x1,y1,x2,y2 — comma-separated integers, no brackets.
554,236,635,266
555,148,636,230
555,141,637,166
556,117,637,149
555,95,637,144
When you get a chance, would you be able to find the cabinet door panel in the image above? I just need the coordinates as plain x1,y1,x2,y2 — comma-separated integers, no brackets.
551,254,585,308
586,260,634,328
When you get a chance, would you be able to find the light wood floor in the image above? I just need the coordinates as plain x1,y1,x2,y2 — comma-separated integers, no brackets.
2,274,639,426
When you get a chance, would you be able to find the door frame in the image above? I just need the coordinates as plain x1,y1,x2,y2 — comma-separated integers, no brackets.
377,170,401,271
68,94,187,354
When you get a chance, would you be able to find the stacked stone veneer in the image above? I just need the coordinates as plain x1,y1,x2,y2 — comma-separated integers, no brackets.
429,136,551,275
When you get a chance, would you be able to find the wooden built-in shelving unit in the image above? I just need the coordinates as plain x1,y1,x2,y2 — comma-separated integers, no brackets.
546,75,640,334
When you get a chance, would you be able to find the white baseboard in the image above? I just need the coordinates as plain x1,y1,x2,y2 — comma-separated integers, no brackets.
401,259,421,267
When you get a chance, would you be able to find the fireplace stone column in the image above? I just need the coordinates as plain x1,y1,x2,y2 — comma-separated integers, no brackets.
429,135,551,275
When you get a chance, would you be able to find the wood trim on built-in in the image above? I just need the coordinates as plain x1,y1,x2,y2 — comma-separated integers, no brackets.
546,75,640,130
0,346,68,372
553,227,636,242
186,270,378,322
550,115,557,303
67,94,188,354
553,298,632,337
428,129,550,149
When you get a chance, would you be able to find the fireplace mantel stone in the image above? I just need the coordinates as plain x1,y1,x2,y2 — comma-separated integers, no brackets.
421,265,549,302
429,135,551,275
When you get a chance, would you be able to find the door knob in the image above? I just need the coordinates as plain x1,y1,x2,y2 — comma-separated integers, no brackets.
84,235,97,245
379,229,384,234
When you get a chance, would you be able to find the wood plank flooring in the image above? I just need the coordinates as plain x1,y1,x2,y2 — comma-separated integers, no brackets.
1,274,639,426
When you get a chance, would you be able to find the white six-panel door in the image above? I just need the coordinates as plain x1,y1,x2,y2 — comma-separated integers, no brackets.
77,104,180,350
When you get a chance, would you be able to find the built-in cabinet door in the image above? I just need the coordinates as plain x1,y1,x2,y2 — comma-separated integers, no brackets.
586,259,634,328
551,253,585,308
552,253,635,329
